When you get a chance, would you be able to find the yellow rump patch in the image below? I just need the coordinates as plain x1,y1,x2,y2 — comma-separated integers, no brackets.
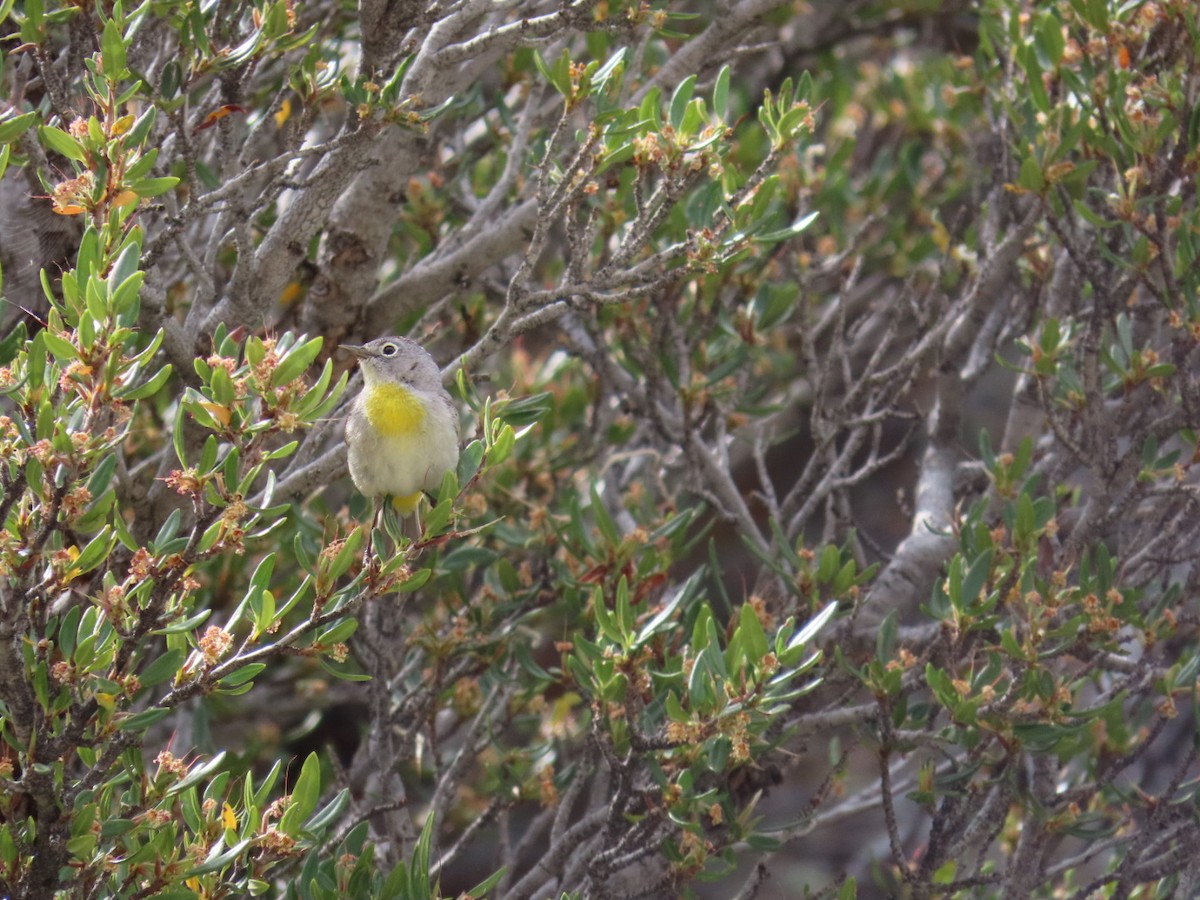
391,492,423,514
365,383,427,436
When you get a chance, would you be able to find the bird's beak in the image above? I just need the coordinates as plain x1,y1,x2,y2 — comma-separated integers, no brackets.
339,343,370,359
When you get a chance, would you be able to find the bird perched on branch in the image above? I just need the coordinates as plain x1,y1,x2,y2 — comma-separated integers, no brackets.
342,336,460,521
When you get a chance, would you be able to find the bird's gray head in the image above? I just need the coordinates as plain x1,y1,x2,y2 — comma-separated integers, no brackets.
340,336,442,390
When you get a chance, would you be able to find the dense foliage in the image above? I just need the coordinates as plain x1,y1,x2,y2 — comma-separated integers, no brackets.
1,0,1199,898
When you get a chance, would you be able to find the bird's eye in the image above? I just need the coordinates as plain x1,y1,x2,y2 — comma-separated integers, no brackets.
380,342,398,357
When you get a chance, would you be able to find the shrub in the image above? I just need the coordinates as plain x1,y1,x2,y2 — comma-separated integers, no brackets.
1,1,1199,898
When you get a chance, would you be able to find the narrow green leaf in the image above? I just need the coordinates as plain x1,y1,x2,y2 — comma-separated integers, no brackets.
737,602,769,662
279,752,321,835
668,74,697,129
1017,157,1044,192
316,618,358,646
73,526,115,574
457,439,484,483
785,602,837,653
304,787,350,833
219,663,266,687
0,111,36,144
139,648,185,687
41,330,79,361
755,210,819,244
186,838,252,876
118,707,171,731
962,549,994,608
101,17,127,77
130,176,179,198
712,65,730,120
636,572,699,643
117,363,173,400
38,125,86,162
392,567,431,593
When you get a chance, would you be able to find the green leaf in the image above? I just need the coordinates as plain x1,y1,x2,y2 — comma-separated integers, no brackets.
743,831,780,852
420,485,457,537
319,659,372,681
19,0,43,40
38,125,86,162
1017,156,1044,193
0,111,36,144
665,691,688,723
100,17,127,77
73,526,115,574
465,867,507,898
755,210,818,244
962,549,994,609
534,49,572,96
639,87,663,130
168,752,228,796
118,707,171,731
172,401,189,466
302,370,350,420
154,608,213,635
933,858,957,884
117,363,173,400
392,567,431,593
108,238,143,292
687,645,719,710
785,601,837,653
636,571,699,643
265,440,299,460
58,605,82,657
457,439,485,482
210,364,236,405
737,602,769,663
0,320,26,367
496,391,552,427
678,97,707,139
219,663,266,687
154,507,182,549
614,575,634,643
130,176,179,198
592,586,622,645
775,106,811,142
1015,492,1036,540
139,648,185,687
590,483,619,546
271,335,323,387
41,330,79,361
591,48,625,95
875,609,898,662
712,65,731,120
668,74,697,129
1034,13,1064,68
488,422,515,466
816,544,839,583
1016,43,1049,114
305,787,351,833
316,618,358,645
293,359,335,416
280,752,321,835
187,838,253,876
127,109,159,148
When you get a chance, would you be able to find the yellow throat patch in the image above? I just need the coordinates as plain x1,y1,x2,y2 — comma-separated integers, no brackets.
365,383,427,436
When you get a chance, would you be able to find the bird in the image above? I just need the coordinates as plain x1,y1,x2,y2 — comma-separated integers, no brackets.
341,336,460,520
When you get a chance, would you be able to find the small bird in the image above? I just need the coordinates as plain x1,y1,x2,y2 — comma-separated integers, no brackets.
341,336,460,518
